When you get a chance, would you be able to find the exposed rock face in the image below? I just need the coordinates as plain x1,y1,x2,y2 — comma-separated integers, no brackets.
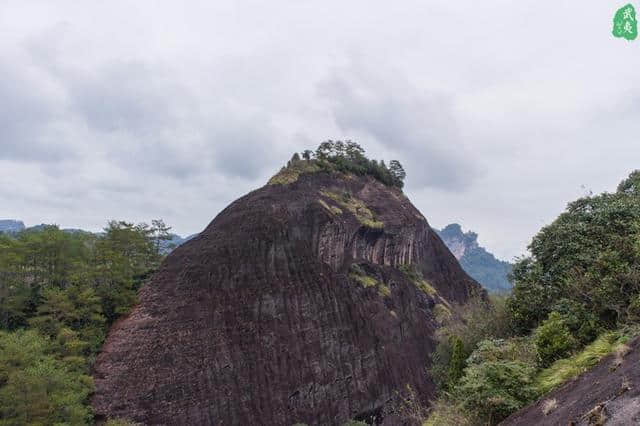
502,336,640,425
92,172,482,425
436,223,512,293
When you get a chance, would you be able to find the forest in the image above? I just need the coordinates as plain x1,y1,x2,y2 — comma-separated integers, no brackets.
426,170,640,425
0,221,172,425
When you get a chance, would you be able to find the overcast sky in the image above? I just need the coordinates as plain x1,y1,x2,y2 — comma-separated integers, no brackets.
1,1,639,260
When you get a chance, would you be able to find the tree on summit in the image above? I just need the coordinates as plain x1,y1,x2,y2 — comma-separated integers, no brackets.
306,140,406,188
389,160,406,187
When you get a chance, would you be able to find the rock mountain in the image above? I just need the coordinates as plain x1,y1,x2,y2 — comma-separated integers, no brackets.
436,223,512,293
92,166,482,425
0,220,25,233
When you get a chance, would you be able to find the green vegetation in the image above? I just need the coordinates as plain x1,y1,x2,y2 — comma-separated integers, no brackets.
534,331,629,394
533,312,577,367
508,170,640,333
269,140,406,188
268,158,321,185
399,264,437,296
349,264,390,297
433,304,452,323
457,358,537,423
0,221,170,424
320,190,384,229
317,199,343,215
425,171,640,425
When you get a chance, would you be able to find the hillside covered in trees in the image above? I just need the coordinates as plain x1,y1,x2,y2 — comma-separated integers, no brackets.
426,170,640,425
0,221,172,424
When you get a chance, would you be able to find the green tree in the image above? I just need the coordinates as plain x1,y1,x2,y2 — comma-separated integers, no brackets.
534,312,577,367
507,171,640,333
151,219,173,256
448,335,466,386
389,160,406,188
457,359,536,424
0,329,94,425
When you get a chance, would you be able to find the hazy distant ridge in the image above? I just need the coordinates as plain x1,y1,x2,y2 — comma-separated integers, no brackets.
436,223,512,293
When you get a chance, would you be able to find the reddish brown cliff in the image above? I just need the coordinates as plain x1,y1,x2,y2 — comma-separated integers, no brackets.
92,171,482,425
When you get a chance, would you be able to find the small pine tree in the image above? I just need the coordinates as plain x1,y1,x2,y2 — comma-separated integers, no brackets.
448,335,466,386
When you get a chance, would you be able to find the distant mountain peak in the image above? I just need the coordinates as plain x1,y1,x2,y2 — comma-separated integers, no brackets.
436,223,512,293
0,220,26,234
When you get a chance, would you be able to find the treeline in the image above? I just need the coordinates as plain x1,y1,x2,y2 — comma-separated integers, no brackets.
290,140,406,188
0,220,172,424
426,170,640,425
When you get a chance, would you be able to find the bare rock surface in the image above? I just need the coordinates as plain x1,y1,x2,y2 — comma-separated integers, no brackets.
501,336,640,426
92,172,481,425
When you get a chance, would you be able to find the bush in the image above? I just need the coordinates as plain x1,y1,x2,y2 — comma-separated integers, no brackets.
458,363,535,423
431,296,512,392
534,312,577,368
456,360,537,424
466,338,537,366
551,299,601,346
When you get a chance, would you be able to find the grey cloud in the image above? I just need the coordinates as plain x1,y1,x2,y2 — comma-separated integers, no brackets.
319,64,482,191
0,59,72,163
2,0,639,259
9,28,283,181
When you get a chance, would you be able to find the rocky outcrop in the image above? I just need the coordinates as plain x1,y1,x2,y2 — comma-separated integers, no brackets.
436,223,512,293
92,171,482,425
501,336,640,425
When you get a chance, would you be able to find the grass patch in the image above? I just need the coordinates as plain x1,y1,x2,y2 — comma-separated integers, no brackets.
320,190,384,229
317,199,343,215
399,264,438,296
434,304,452,323
268,160,321,185
350,273,378,288
349,264,391,297
534,332,628,394
416,281,437,296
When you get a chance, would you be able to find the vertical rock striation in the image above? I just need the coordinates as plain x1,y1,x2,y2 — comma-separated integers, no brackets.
92,172,482,425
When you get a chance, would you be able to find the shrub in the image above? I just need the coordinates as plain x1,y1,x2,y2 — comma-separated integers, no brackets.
551,299,601,346
349,264,390,297
466,338,537,366
456,360,537,424
430,296,513,392
399,264,437,296
447,336,466,385
534,312,577,367
320,191,384,229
